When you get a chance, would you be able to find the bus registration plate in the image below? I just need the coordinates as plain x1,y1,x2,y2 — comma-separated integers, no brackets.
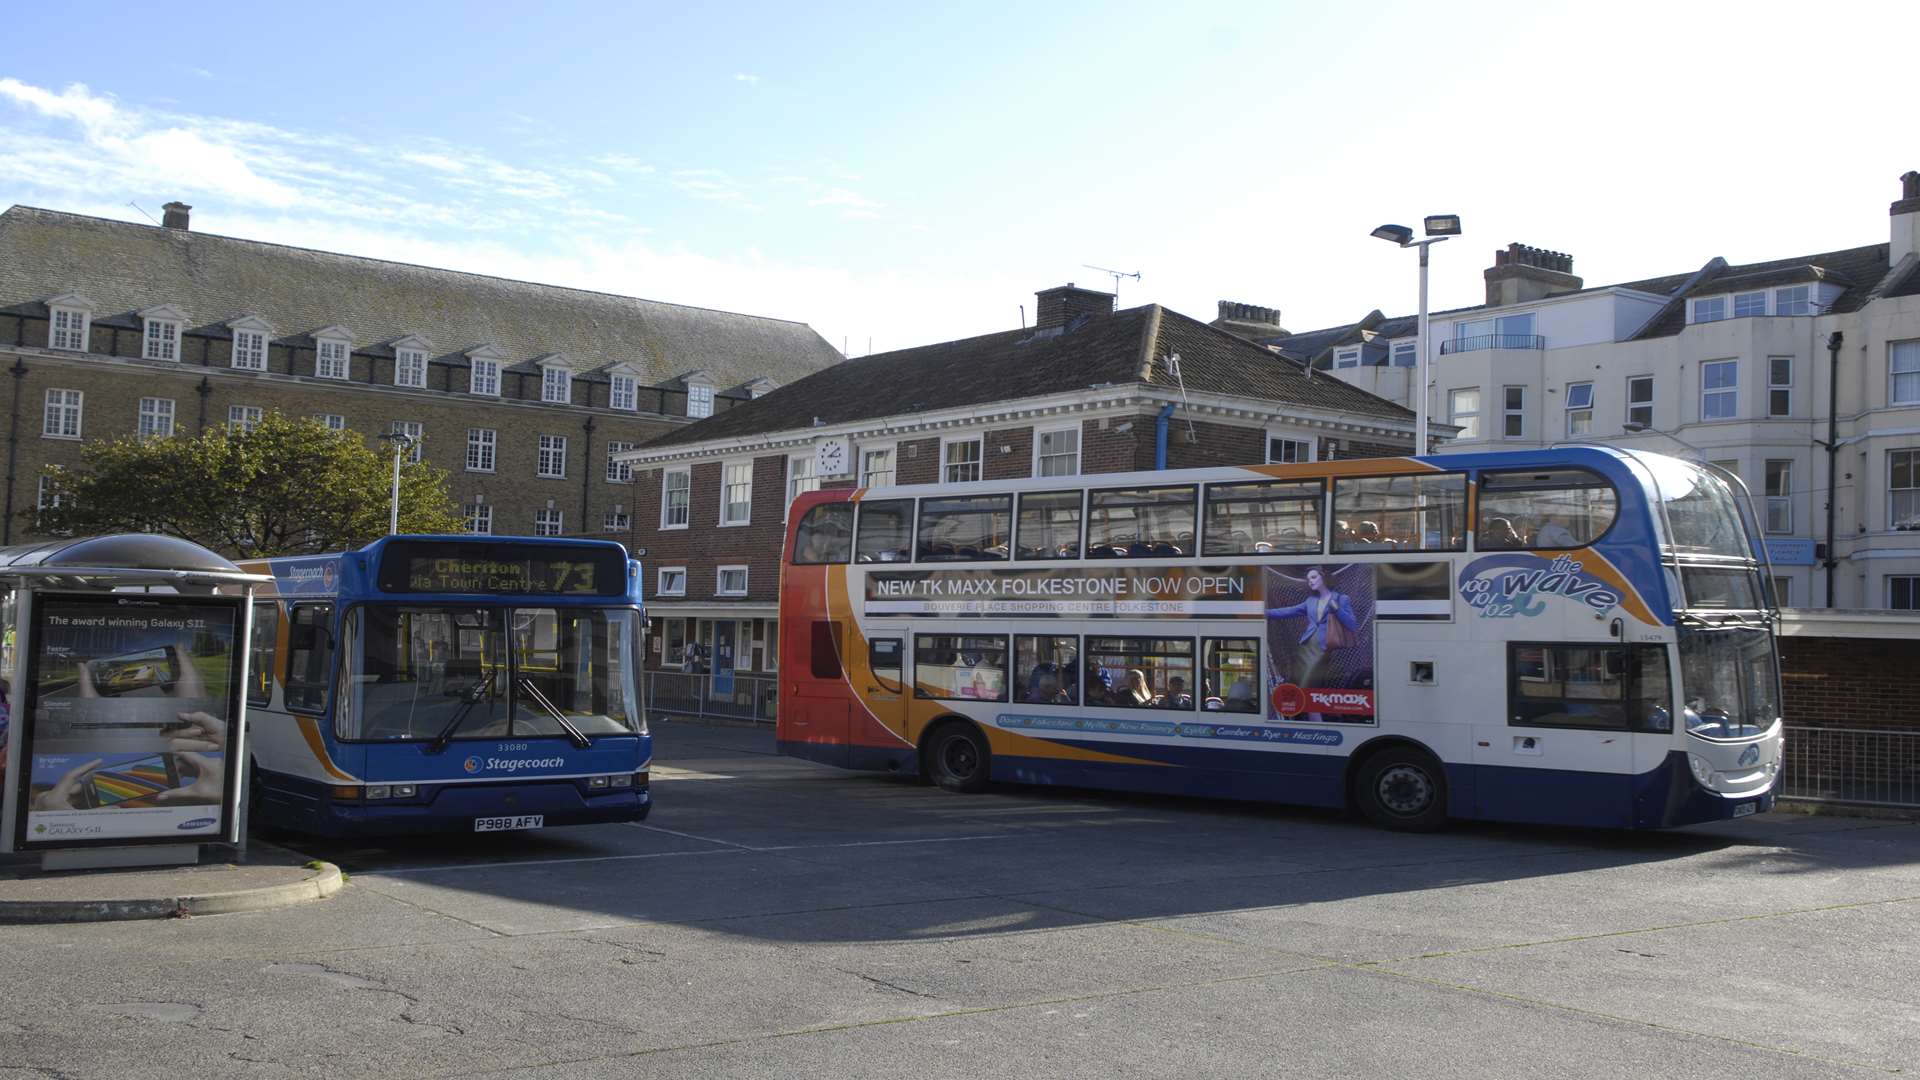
475,814,544,833
1732,802,1757,818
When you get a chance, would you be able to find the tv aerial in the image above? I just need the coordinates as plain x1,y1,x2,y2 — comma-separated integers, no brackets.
1083,264,1141,303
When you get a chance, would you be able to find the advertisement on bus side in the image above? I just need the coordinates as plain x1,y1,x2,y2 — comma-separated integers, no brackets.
1264,565,1376,725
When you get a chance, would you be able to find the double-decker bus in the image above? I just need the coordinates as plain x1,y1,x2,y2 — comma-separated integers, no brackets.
777,448,1782,831
240,535,651,837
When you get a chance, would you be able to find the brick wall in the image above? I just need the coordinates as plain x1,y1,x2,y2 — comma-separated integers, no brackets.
984,425,1035,481
896,437,940,484
1779,636,1920,729
1164,417,1265,470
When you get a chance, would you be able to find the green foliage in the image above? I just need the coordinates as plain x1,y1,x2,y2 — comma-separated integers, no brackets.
34,412,467,557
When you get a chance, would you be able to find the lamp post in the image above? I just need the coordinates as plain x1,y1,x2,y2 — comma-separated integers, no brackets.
377,432,418,535
1371,215,1461,457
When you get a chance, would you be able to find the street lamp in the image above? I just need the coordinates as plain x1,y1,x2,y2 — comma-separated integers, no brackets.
377,431,418,535
1371,214,1461,455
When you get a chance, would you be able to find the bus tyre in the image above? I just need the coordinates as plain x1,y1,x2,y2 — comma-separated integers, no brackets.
925,722,992,794
1357,748,1448,832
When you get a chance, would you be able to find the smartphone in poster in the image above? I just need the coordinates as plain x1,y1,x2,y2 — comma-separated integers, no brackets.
14,593,242,848
1264,565,1377,724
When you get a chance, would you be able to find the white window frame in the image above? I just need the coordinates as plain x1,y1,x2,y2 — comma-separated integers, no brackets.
1775,286,1811,316
142,314,181,361
859,443,896,488
534,508,564,537
1889,576,1920,611
394,348,427,388
1890,340,1920,406
661,466,691,529
228,405,263,433
603,505,631,533
1691,296,1727,324
466,427,497,473
230,325,269,371
391,420,423,463
720,460,753,526
657,566,687,596
1627,375,1655,428
686,382,715,419
1767,356,1793,418
48,302,91,352
1390,340,1416,367
1265,434,1312,464
1733,291,1767,318
787,453,819,510
606,442,635,483
716,565,749,597
537,434,568,479
470,357,501,396
42,388,83,440
316,413,346,431
1448,387,1481,440
1890,449,1920,530
36,473,65,513
1701,359,1738,421
137,397,175,439
1565,381,1594,435
609,372,638,412
1764,459,1792,534
1034,425,1081,478
1501,385,1526,439
464,501,493,535
314,334,351,380
1333,346,1361,369
941,436,983,484
541,364,572,404
1772,576,1791,607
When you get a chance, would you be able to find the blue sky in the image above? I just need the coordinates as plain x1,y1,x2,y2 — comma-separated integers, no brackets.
2,0,1915,355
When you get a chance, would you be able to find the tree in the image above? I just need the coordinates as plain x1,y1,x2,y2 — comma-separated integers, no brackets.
34,412,468,557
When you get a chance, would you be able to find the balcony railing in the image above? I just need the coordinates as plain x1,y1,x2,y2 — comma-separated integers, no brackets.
1440,334,1546,355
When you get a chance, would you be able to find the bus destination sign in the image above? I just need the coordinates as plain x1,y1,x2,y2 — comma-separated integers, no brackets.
376,541,626,597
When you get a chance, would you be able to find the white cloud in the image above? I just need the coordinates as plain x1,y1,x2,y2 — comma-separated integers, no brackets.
0,79,127,137
808,187,881,211
734,73,761,86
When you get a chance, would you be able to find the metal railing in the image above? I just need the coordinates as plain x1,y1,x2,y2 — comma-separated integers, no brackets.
1781,725,1920,808
646,670,778,723
1439,333,1547,355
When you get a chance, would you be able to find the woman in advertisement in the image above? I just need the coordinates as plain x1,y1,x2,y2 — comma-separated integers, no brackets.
1265,566,1363,721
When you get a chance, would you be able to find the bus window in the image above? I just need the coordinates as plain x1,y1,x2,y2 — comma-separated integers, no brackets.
917,495,1012,562
347,607,504,741
869,637,904,692
1203,481,1323,556
1332,474,1466,553
1016,491,1083,560
1477,468,1617,550
1202,638,1260,713
793,503,854,564
809,620,842,679
914,634,1008,701
1087,486,1197,558
510,608,643,737
855,500,914,563
284,603,335,714
249,601,279,707
1014,635,1079,705
1086,636,1195,709
1507,643,1629,730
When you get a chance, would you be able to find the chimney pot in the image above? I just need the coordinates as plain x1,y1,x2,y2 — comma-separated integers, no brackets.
161,201,191,230
1903,170,1920,201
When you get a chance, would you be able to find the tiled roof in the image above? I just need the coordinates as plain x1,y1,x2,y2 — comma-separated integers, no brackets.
642,304,1413,450
1630,243,1890,339
0,205,844,389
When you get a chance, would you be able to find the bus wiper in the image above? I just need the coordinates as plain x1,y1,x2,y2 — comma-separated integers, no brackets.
428,669,497,753
517,677,592,748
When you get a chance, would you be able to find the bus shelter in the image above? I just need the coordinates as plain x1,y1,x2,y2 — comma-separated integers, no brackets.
0,534,267,870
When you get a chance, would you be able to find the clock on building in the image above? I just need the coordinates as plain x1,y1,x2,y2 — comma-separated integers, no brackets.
815,436,850,478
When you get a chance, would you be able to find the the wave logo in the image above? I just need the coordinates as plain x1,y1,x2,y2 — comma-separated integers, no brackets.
463,756,482,774
177,817,217,830
1459,553,1622,619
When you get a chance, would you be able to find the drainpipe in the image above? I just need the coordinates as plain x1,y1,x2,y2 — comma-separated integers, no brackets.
1153,403,1176,470
580,414,596,533
3,358,26,544
1823,331,1842,608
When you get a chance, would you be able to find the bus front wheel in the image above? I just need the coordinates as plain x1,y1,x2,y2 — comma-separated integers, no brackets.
924,722,992,794
1356,747,1448,832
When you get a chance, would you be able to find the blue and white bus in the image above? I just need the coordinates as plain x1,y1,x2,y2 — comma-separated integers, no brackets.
241,535,651,837
779,447,1783,831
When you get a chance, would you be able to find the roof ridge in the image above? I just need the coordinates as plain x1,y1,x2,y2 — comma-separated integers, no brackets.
0,203,821,329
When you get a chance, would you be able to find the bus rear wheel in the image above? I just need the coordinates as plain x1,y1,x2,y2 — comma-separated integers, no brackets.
924,722,992,794
1356,747,1448,832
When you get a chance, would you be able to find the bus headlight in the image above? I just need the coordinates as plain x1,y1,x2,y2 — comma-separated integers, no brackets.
365,784,393,800
1686,753,1715,787
393,784,418,798
610,774,633,788
588,775,611,789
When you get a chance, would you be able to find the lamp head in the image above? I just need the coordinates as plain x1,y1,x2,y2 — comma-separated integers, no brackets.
1370,224,1414,245
1422,214,1463,237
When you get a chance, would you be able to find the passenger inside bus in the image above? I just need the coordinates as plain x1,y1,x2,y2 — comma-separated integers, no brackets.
1125,669,1154,706
1480,516,1523,549
1163,676,1194,709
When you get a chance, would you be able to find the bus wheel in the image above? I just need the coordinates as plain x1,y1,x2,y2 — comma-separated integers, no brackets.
1356,748,1448,832
924,722,992,794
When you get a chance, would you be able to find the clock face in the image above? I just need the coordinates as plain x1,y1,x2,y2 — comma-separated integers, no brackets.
816,438,848,477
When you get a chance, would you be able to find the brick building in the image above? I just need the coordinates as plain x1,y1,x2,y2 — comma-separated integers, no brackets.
618,283,1426,695
0,202,845,544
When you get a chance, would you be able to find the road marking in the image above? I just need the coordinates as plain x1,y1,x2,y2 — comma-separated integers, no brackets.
651,767,738,781
363,848,747,876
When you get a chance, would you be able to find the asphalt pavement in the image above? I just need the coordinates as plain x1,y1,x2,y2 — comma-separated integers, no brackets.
1,718,1916,1078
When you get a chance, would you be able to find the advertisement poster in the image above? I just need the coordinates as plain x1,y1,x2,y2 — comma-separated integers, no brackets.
13,594,243,849
1264,565,1377,724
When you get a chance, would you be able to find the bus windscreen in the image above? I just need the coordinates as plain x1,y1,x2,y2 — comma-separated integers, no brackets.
375,540,627,597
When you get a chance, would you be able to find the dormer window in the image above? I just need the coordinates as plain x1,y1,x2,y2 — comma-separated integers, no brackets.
140,305,186,361
687,382,714,418
1734,292,1767,318
1775,286,1810,316
541,362,572,404
609,371,638,411
46,294,94,352
392,337,431,388
313,328,351,380
468,346,505,396
1691,297,1727,324
1334,347,1360,368
229,316,272,371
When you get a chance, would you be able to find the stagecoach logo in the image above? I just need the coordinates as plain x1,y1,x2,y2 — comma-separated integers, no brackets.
1457,553,1622,619
282,560,338,593
463,756,482,774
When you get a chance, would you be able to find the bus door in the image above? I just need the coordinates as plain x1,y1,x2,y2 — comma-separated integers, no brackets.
1471,642,1634,825
863,634,908,739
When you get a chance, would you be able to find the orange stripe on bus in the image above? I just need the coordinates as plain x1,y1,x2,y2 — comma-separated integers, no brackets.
296,715,357,781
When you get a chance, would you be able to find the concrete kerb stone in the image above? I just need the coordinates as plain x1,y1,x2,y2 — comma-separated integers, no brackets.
0,861,343,925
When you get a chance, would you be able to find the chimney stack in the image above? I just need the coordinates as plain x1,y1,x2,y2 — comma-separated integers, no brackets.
1033,283,1115,331
1891,170,1920,264
1215,300,1282,328
1484,242,1581,306
161,201,192,230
